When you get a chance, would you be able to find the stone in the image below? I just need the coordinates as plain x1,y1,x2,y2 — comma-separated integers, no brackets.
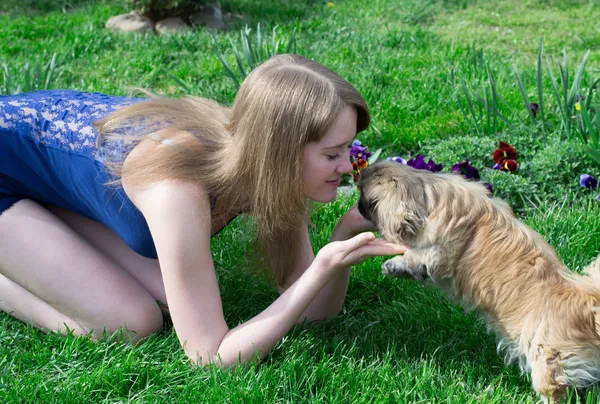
189,4,226,29
105,12,154,34
155,17,189,35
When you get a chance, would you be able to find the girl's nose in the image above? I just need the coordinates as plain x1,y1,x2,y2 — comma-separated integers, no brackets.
338,157,353,174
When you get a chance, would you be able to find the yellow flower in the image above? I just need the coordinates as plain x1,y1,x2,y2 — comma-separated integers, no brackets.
575,101,581,111
327,2,335,6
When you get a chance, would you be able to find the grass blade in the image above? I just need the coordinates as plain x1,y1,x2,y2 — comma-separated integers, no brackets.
585,77,600,110
513,64,534,123
168,73,192,93
537,38,546,133
23,62,30,92
585,146,600,167
460,77,481,136
482,82,490,135
44,53,57,90
229,36,248,79
210,32,241,87
581,105,598,149
547,57,566,126
241,26,256,68
487,66,498,134
449,66,475,134
256,22,263,62
568,50,589,106
272,26,278,54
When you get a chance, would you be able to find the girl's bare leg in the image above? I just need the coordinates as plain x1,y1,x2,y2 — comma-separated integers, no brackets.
46,205,167,306
0,199,163,342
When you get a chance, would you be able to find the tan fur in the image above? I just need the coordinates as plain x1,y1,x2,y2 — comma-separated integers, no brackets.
357,161,600,403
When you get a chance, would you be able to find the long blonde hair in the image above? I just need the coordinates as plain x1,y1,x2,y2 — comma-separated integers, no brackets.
96,54,369,286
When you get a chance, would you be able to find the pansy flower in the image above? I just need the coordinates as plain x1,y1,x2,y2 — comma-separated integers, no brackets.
350,140,372,161
352,159,368,182
492,140,518,173
575,95,585,112
386,156,407,164
492,141,517,164
407,154,443,172
493,159,519,172
349,140,372,182
529,102,539,118
580,174,598,190
451,160,480,181
483,183,494,196
579,174,600,201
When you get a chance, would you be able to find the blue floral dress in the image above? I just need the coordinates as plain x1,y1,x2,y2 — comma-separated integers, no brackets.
0,90,161,258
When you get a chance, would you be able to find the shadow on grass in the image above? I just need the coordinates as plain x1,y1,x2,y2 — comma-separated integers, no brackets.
219,261,600,402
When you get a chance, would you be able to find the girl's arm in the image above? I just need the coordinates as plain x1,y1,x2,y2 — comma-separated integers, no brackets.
278,223,351,322
132,180,402,367
280,204,387,322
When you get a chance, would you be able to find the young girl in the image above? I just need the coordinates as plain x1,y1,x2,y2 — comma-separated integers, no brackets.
0,54,404,366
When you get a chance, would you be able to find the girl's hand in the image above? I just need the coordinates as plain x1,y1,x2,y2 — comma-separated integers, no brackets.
313,232,406,282
332,203,377,241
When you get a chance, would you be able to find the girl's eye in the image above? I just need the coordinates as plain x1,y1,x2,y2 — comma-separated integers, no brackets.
326,154,341,161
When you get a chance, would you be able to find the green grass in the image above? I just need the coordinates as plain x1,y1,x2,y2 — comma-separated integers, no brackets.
2,0,600,402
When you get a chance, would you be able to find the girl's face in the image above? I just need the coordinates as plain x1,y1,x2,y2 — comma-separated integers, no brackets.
302,106,357,203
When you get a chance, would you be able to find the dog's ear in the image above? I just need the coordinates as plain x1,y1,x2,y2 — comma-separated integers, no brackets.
374,176,428,242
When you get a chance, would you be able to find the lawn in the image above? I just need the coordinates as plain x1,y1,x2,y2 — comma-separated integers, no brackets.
1,0,600,402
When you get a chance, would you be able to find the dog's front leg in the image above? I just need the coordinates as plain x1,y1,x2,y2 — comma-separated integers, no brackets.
529,345,569,404
382,249,432,282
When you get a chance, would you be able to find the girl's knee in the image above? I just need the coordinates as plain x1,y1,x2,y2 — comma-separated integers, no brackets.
128,300,164,341
90,298,164,342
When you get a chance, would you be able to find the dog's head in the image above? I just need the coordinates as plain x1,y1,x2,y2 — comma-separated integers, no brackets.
357,161,429,243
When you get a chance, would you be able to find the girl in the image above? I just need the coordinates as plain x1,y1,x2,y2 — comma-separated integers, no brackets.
0,54,404,366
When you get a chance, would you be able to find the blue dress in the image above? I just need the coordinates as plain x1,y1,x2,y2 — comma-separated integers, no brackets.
0,90,163,258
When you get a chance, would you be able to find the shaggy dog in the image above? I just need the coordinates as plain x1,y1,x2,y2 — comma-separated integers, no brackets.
357,161,600,403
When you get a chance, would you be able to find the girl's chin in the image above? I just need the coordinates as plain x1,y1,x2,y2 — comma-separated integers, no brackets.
312,191,338,203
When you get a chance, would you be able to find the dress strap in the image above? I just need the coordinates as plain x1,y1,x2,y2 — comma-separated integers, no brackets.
147,132,175,146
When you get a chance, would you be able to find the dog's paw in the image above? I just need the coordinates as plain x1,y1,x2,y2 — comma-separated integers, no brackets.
381,258,413,278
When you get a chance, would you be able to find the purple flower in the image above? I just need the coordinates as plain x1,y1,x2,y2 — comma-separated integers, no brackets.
484,183,494,196
493,163,500,170
595,194,600,202
406,154,443,172
350,140,372,160
580,174,598,190
529,102,539,118
386,156,407,164
451,160,480,181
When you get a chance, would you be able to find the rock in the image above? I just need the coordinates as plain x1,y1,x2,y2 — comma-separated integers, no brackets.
223,11,244,24
106,12,154,34
155,17,189,35
189,4,226,29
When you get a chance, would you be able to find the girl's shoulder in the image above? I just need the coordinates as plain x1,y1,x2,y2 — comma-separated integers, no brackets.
122,131,215,214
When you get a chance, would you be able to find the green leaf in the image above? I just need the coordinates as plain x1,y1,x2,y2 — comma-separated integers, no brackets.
368,148,383,164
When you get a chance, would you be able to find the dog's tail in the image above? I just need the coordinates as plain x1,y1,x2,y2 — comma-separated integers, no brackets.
578,255,600,338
